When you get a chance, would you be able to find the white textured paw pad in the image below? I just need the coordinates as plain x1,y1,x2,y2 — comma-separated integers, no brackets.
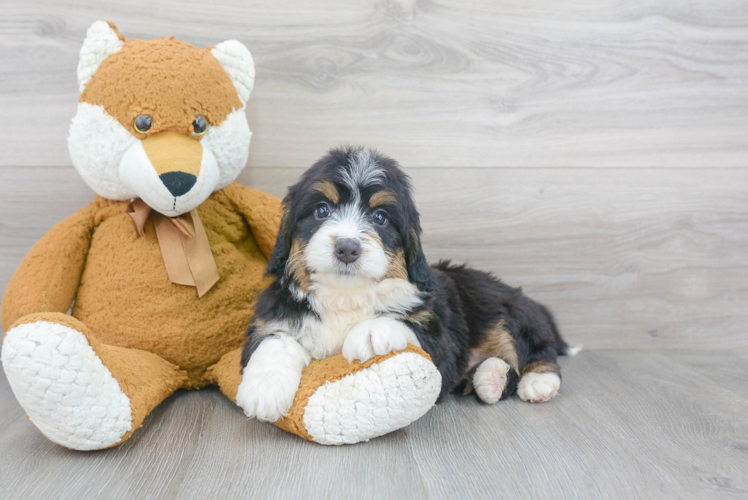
473,357,510,404
303,353,441,445
1,321,132,450
517,372,561,403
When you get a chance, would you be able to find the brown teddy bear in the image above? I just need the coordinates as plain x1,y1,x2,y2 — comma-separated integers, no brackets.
0,21,441,449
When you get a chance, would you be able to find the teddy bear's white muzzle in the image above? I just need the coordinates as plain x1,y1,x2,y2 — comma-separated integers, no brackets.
119,135,220,216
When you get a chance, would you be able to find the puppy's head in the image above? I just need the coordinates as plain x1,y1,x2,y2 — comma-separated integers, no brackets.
268,146,434,292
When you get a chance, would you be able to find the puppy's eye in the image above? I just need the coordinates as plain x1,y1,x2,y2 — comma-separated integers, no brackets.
315,203,331,219
192,116,208,136
373,211,387,226
134,115,152,134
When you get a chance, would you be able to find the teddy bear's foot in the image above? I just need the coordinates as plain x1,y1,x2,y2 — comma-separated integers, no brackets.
300,347,441,444
211,344,442,445
2,321,132,450
2,313,188,450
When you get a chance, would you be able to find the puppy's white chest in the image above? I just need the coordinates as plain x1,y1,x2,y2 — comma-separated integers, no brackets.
297,278,422,359
301,292,376,359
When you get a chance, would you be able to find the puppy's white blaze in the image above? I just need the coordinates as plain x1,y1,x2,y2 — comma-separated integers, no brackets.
119,140,220,216
517,372,561,403
237,335,311,422
341,149,385,193
305,203,389,281
68,102,138,200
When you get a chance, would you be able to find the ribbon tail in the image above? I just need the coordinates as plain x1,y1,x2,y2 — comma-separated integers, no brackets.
153,214,197,287
181,210,220,297
126,199,152,237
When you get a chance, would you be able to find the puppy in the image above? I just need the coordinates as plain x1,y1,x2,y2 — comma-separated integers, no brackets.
237,146,575,422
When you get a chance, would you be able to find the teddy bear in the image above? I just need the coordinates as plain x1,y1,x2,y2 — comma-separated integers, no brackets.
0,21,441,450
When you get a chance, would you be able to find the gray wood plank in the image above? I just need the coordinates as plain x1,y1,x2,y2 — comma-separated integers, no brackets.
1,350,747,499
2,0,748,168
2,166,747,349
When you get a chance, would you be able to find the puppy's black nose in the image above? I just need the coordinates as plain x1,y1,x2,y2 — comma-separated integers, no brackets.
335,238,361,264
160,172,197,197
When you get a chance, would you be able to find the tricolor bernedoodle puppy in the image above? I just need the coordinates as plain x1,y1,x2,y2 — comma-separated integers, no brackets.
237,147,577,422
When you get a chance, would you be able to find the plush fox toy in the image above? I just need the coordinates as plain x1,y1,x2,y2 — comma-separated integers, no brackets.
0,21,441,449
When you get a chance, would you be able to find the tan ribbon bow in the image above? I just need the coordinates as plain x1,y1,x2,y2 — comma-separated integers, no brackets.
127,199,220,297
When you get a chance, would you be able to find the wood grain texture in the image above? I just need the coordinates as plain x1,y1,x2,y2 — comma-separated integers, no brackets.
2,0,748,168
2,166,747,349
1,349,747,499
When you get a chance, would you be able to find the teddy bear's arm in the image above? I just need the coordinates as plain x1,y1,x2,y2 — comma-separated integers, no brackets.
1,202,98,332
222,182,282,259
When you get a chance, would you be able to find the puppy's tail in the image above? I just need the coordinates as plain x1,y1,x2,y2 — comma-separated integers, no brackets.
540,305,582,356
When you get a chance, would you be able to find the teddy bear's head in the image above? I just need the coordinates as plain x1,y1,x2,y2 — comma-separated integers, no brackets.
68,21,255,216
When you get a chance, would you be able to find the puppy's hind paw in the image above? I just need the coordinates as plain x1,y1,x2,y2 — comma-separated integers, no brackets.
473,357,511,404
517,372,560,403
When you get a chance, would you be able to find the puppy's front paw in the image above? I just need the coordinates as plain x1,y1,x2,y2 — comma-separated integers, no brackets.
236,338,309,422
236,370,298,422
343,317,414,363
517,372,561,403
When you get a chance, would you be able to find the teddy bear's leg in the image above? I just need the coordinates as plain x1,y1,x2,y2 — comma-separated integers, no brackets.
208,345,442,445
2,312,187,450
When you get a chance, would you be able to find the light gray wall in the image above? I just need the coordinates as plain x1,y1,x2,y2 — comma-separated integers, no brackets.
1,1,746,348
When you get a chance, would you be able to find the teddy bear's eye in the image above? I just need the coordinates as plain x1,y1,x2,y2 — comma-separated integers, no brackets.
192,116,208,136
133,115,152,134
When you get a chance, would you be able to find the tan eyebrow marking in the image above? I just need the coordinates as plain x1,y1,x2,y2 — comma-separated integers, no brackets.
369,189,397,208
312,180,340,204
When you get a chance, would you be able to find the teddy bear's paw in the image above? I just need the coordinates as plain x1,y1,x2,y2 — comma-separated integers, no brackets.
473,357,511,404
517,372,561,403
342,318,418,363
303,350,442,445
1,321,132,450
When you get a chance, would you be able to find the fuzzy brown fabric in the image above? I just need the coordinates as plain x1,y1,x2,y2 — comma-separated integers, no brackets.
81,31,241,138
3,183,280,389
209,344,434,442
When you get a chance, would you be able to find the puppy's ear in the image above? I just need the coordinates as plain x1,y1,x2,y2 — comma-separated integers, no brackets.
405,224,435,292
266,207,294,278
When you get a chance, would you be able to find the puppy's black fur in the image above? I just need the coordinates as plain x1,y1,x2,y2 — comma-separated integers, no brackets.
242,146,571,402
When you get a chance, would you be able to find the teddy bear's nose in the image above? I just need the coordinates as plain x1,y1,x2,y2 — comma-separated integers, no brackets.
160,172,197,197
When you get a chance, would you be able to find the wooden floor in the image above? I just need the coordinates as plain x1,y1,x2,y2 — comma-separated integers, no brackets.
2,1,748,498
0,349,746,499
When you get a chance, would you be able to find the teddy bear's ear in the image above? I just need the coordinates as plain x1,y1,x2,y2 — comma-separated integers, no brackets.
77,21,126,93
211,40,256,106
